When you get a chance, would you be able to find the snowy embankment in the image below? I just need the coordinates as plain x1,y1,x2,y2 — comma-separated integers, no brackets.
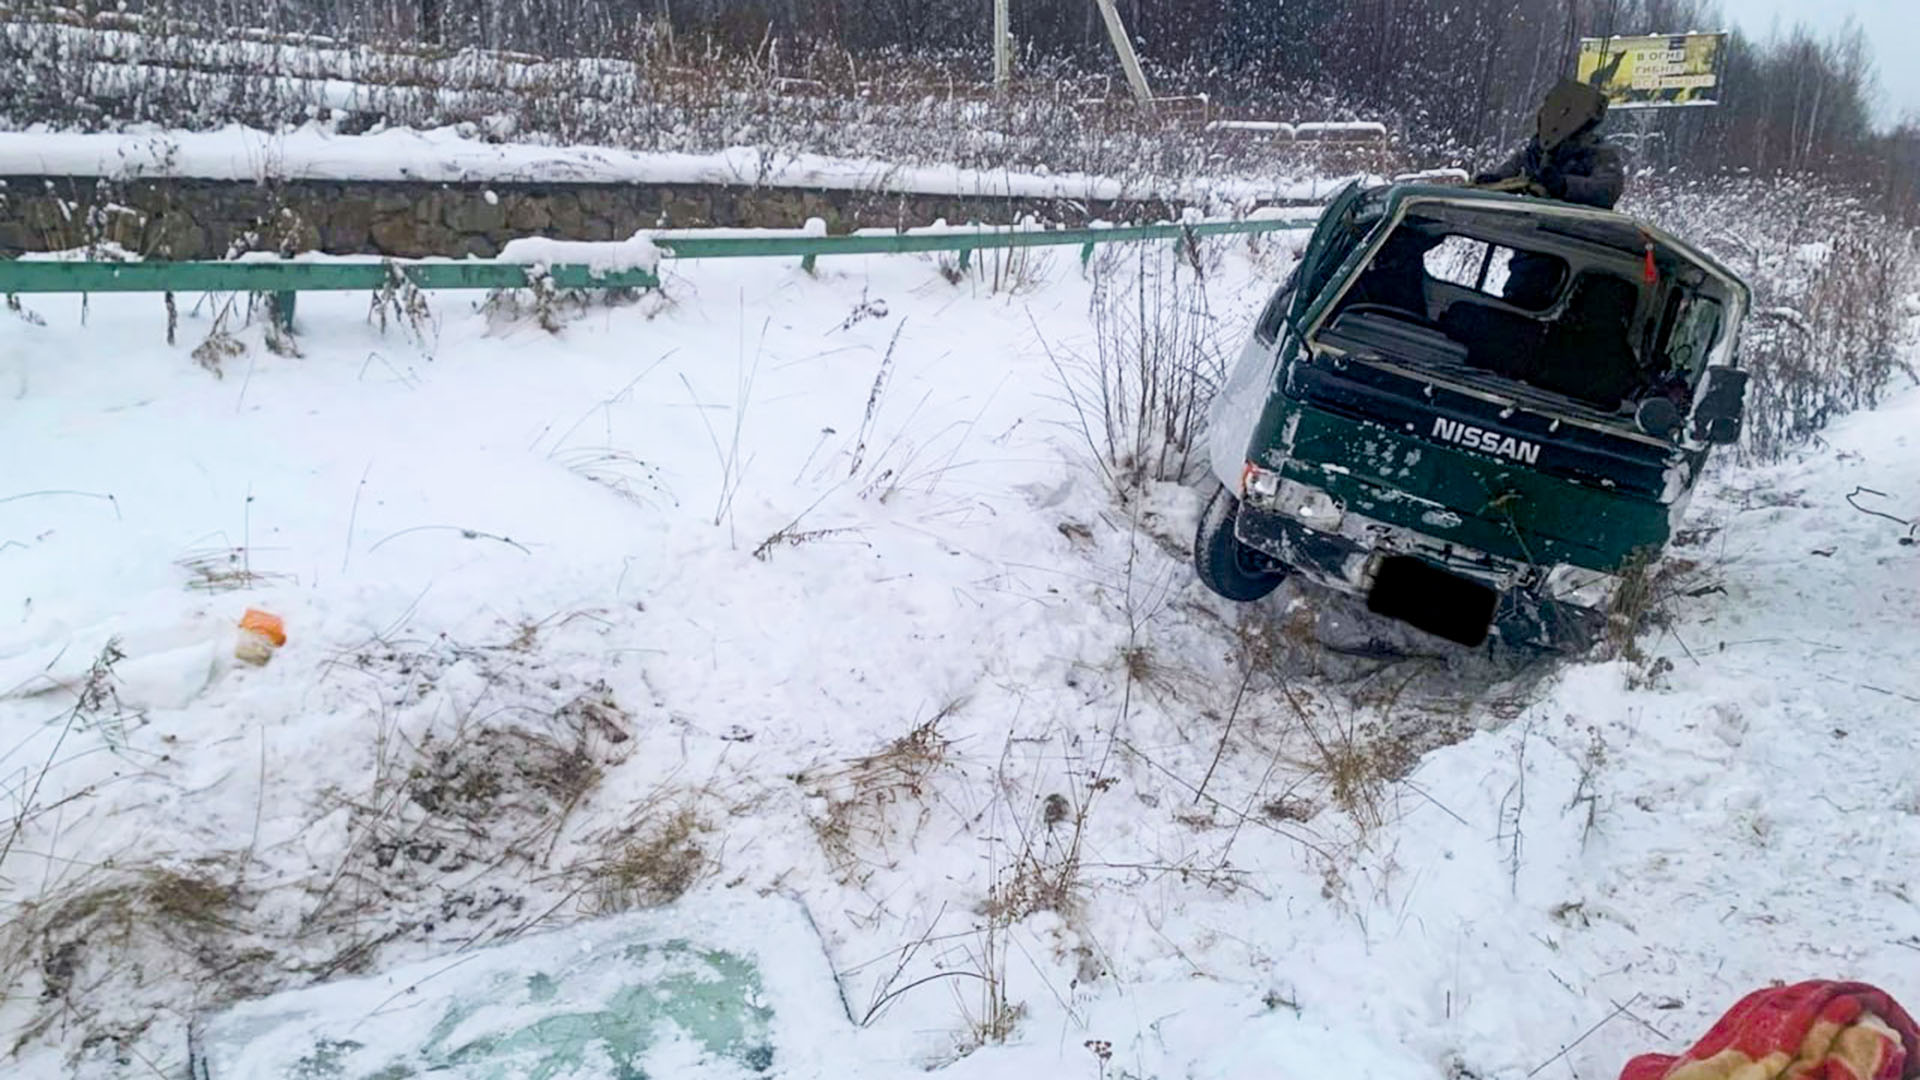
0,124,1356,208
1,239,1916,1078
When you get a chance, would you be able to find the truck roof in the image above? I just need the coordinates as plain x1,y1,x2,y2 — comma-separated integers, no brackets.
1373,183,1752,303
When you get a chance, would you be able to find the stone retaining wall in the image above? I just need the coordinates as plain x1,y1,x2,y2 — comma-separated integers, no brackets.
0,176,1215,260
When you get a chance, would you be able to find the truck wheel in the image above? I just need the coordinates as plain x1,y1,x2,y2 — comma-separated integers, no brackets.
1194,484,1288,602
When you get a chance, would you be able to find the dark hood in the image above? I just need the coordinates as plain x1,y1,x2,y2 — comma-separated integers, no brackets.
1538,79,1609,147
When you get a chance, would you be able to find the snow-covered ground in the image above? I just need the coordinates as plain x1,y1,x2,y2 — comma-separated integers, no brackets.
2,236,1917,1079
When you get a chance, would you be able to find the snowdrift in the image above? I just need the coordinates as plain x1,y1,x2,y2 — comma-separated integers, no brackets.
1,235,1916,1078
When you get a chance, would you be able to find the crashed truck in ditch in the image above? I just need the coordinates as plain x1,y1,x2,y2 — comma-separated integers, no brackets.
1195,182,1752,649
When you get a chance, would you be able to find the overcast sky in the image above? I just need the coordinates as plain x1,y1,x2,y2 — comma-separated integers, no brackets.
1723,0,1917,126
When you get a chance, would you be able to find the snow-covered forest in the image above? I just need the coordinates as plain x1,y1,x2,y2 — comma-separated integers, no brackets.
10,0,1915,207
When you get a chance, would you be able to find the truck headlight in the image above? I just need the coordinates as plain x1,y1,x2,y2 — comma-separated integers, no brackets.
1241,462,1283,503
1281,481,1345,529
1541,565,1617,608
1243,464,1344,530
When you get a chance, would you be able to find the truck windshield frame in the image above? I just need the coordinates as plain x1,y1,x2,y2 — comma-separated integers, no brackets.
1304,196,1745,421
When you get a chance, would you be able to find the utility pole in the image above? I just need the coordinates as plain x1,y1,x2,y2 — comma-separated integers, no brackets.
1092,0,1153,105
993,0,1011,93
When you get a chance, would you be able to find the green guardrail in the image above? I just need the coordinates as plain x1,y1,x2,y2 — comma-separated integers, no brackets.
0,215,1320,329
658,217,1317,268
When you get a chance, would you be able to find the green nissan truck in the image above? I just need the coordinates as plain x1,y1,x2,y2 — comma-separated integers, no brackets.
1195,182,1752,649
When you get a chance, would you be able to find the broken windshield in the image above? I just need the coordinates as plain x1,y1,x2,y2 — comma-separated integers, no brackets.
1662,292,1723,380
1420,234,1566,312
1318,213,1665,413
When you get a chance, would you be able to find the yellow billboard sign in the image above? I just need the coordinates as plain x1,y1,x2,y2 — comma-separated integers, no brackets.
1578,33,1727,109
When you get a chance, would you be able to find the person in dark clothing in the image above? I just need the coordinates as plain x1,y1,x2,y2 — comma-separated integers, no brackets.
1476,80,1628,308
1474,79,1627,210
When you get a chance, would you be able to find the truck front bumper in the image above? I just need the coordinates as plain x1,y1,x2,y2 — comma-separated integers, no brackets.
1234,501,1607,650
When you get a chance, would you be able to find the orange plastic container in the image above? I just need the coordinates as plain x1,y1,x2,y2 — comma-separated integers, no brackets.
238,608,287,647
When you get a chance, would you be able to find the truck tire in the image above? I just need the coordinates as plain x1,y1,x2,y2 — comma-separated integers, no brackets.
1194,484,1287,602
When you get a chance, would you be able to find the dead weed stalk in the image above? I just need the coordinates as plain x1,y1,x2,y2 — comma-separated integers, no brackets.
800,707,961,887
571,804,707,914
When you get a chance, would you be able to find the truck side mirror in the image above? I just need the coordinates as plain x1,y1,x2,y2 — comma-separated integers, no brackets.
1689,365,1748,445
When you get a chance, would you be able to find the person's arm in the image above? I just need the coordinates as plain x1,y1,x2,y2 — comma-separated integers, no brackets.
1472,146,1528,185
1558,141,1627,208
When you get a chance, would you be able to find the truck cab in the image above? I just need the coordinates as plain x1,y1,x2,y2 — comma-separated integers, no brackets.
1196,183,1752,649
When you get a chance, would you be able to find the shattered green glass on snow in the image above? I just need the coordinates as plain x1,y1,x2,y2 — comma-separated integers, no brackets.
196,932,777,1079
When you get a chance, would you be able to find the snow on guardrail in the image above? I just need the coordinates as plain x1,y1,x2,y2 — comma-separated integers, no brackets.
0,126,1365,207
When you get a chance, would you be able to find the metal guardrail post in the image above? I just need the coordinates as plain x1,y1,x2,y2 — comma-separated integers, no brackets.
270,291,295,332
